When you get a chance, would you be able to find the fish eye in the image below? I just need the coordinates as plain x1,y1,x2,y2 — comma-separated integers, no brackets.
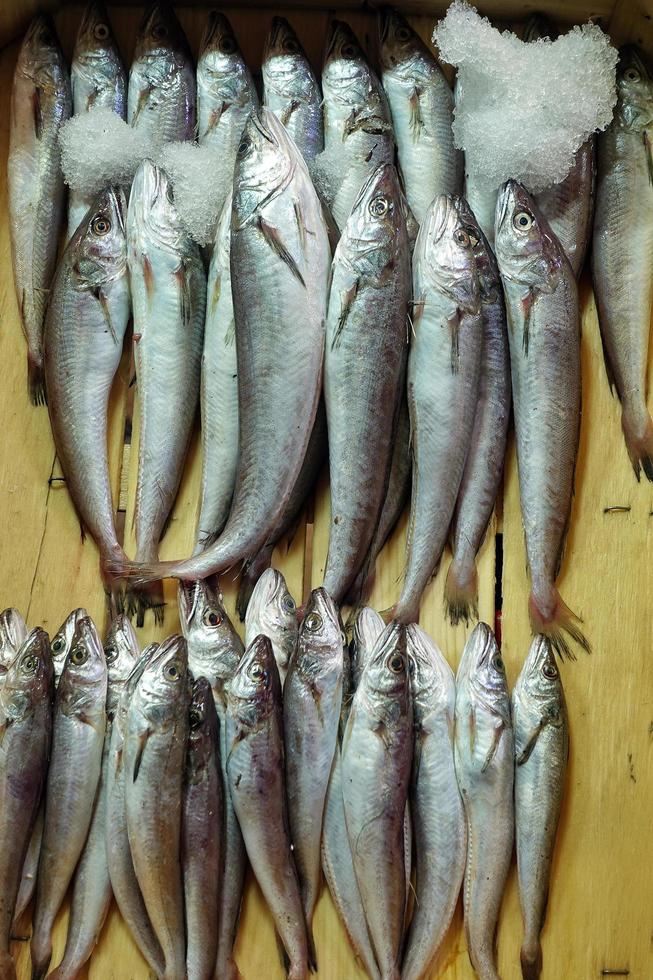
396,27,411,42
284,37,299,54
94,23,110,41
219,36,237,55
369,195,389,218
304,611,323,632
454,228,470,247
164,661,181,681
281,593,296,615
21,655,37,673
624,66,641,82
513,211,533,231
542,662,558,679
202,608,222,628
91,216,111,236
249,662,265,680
387,652,405,674
105,644,118,664
237,136,251,158
52,637,65,655
70,645,88,667
189,706,203,729
342,43,358,59
151,23,168,41
492,655,505,673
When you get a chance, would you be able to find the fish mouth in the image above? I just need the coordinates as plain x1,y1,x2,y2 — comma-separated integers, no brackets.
201,10,231,54
458,621,494,677
266,15,290,57
24,13,57,51
324,19,353,65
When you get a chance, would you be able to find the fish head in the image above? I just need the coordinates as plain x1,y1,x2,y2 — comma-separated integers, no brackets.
379,9,429,76
323,20,370,101
136,634,189,724
73,1,122,70
198,12,254,107
245,568,298,671
115,641,159,733
60,616,106,691
615,45,653,132
341,162,406,281
457,622,510,715
362,621,411,715
232,107,297,226
227,634,281,725
521,13,558,42
349,606,385,690
417,194,480,313
18,14,66,85
515,635,565,718
128,159,190,256
177,579,243,690
70,186,127,287
0,608,28,677
0,628,53,724
297,588,344,676
134,2,191,65
104,615,139,716
263,17,314,97
453,196,501,304
495,180,563,293
406,622,454,717
50,608,90,684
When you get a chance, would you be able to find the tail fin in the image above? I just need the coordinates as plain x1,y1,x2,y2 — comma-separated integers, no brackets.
528,587,590,661
622,405,653,482
520,940,543,980
126,580,166,627
103,554,178,588
444,556,479,626
28,355,46,407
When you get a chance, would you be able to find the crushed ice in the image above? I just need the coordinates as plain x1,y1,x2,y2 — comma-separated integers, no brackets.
157,142,226,247
59,109,154,198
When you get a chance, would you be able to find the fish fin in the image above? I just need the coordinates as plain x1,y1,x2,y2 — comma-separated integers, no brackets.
294,200,307,251
331,279,359,349
444,557,479,626
520,939,543,980
280,98,300,128
175,261,192,328
27,354,47,406
521,290,534,354
597,319,617,396
528,587,591,660
132,728,152,782
644,130,653,187
257,216,305,286
126,582,166,628
621,407,653,482
515,720,547,766
32,88,43,139
210,270,222,315
204,102,226,138
142,254,155,301
468,706,476,756
480,720,504,773
274,930,291,976
104,554,189,587
92,287,118,344
131,84,153,126
307,926,318,973
408,86,424,140
448,309,461,373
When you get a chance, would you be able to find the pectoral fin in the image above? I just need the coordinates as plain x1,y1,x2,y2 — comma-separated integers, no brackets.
331,279,359,349
32,88,43,139
481,720,504,773
92,287,118,344
132,728,151,782
257,216,305,287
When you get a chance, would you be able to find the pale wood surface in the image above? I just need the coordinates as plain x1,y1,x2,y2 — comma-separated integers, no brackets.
0,3,651,979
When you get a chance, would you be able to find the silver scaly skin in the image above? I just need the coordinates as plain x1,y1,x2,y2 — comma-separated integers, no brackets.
0,609,28,675
323,163,410,604
8,14,71,404
454,623,514,980
394,194,482,623
263,17,323,163
592,45,653,481
513,636,568,980
245,568,298,686
495,180,588,659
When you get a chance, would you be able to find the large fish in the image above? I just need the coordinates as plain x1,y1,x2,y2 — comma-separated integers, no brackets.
0,609,27,673
341,622,412,979
8,14,71,404
454,623,514,980
0,629,52,980
446,199,510,625
127,160,206,620
31,618,107,980
244,568,298,686
379,9,462,223
128,1,195,144
44,188,130,606
394,194,482,623
513,637,568,980
402,624,465,980
69,1,126,236
263,17,323,163
49,616,138,980
323,163,410,603
284,588,344,959
124,635,189,980
496,180,588,657
226,635,310,978
593,45,653,480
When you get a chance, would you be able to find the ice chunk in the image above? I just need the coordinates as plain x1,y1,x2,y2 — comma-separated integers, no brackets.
157,142,227,247
434,1,617,192
59,108,154,196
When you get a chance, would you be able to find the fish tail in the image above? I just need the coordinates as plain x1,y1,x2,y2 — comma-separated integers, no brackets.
126,580,166,627
621,404,653,482
520,939,543,980
528,586,590,661
444,556,479,626
28,355,46,407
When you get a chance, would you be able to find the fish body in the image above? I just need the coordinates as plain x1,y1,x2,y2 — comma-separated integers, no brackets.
0,609,28,673
323,162,410,603
513,637,568,980
395,194,482,623
8,14,71,403
379,10,462,223
226,636,310,979
592,45,653,480
446,199,510,625
31,618,107,980
44,188,130,601
244,568,298,685
495,180,587,658
263,17,323,163
454,623,513,980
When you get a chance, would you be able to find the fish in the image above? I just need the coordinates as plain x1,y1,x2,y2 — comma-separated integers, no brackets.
341,622,413,979
31,617,107,980
348,605,385,694
106,643,164,976
402,623,465,980
244,568,298,686
0,609,28,674
124,634,189,980
318,20,395,231
495,180,588,658
0,629,52,980
177,579,244,980
49,608,90,685
513,636,568,980
68,0,126,236
112,107,330,588
236,400,328,619
183,676,223,980
44,188,131,607
379,9,462,223
592,45,653,481
263,16,323,163
454,622,514,980
8,14,71,404
48,616,138,980
226,635,310,978
127,160,206,621
446,199,510,625
394,194,482,623
323,162,410,604
284,588,344,960
128,1,195,145
195,192,239,552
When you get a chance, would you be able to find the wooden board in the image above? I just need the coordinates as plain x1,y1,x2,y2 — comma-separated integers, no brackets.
0,3,650,979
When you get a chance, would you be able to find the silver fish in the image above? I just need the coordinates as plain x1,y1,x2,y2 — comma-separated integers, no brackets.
402,623,465,980
8,14,71,404
593,45,653,480
454,623,514,980
226,635,311,978
341,622,413,979
323,162,410,603
349,605,384,694
44,188,130,606
513,636,568,980
263,17,323,163
124,635,189,980
69,0,126,236
394,194,482,623
379,9,462,223
284,588,344,959
0,609,28,674
245,568,298,686
446,199,510,626
128,1,195,145
496,180,588,658
31,617,107,980
49,608,89,685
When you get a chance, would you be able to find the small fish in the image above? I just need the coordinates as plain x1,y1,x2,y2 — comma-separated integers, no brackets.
0,608,28,674
454,623,514,980
263,16,323,162
513,636,568,980
245,568,298,686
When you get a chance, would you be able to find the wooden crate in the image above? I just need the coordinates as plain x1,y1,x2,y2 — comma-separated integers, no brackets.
0,2,651,977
